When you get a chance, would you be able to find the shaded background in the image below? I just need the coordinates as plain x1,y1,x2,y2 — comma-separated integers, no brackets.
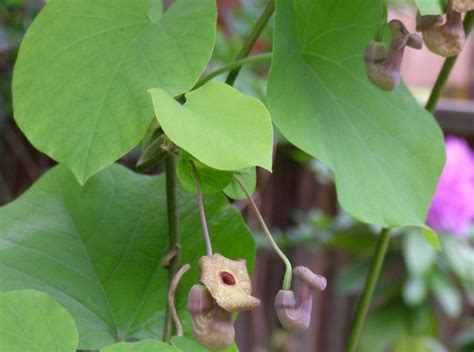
1,1,473,351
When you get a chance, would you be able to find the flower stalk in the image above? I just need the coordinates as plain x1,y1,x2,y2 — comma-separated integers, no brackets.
191,161,213,257
234,175,293,291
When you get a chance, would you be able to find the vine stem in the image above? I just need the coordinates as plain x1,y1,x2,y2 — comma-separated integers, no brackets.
425,11,474,113
194,53,272,90
225,0,275,85
191,162,213,257
346,228,391,352
234,176,292,290
163,156,180,342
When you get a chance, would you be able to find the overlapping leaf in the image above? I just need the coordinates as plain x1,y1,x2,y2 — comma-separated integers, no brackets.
13,0,216,184
0,164,255,350
150,81,273,172
267,0,445,228
0,290,79,351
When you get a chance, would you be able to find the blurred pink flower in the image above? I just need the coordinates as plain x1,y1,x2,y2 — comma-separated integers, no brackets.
427,136,474,236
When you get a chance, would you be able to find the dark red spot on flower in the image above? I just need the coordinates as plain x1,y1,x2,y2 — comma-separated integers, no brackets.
220,271,236,285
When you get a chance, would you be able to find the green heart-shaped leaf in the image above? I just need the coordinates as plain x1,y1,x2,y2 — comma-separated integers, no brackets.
267,0,445,228
150,81,273,172
13,0,216,184
0,290,79,351
0,164,255,350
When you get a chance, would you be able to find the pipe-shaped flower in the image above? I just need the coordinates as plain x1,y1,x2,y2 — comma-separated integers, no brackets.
364,20,422,91
275,266,327,332
418,1,465,57
187,284,235,350
199,253,260,312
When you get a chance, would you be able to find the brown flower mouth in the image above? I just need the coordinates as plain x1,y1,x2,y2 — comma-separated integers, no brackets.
220,271,236,285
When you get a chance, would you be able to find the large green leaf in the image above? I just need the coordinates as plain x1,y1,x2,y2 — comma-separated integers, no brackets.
150,81,273,172
0,290,79,351
267,0,445,228
13,0,216,184
101,340,179,352
0,164,256,350
415,0,445,15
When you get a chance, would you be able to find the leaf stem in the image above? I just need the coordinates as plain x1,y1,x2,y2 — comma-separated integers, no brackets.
191,162,213,257
425,11,474,113
234,176,292,291
225,0,275,85
162,155,180,343
346,228,391,352
194,53,272,90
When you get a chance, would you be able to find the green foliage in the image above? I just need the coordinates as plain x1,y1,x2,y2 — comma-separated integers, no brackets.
0,290,79,351
171,336,239,352
403,230,437,277
177,152,233,195
224,168,257,200
0,164,256,350
266,0,445,228
430,269,462,318
421,228,441,250
150,81,273,172
101,340,180,352
12,0,217,184
415,0,445,15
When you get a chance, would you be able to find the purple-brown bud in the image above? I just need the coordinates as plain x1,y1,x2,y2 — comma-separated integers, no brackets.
365,20,422,91
187,284,235,350
275,266,327,333
418,1,465,57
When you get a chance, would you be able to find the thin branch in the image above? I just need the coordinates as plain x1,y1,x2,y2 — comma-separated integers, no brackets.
194,53,272,90
225,1,275,85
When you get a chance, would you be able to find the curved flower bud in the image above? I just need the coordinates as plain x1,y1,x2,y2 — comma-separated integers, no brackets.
199,253,260,312
416,12,444,32
452,0,474,13
187,284,235,350
364,20,422,90
275,266,327,332
420,1,465,57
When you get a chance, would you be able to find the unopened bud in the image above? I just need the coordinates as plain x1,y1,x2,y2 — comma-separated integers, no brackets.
275,266,327,333
365,20,422,91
